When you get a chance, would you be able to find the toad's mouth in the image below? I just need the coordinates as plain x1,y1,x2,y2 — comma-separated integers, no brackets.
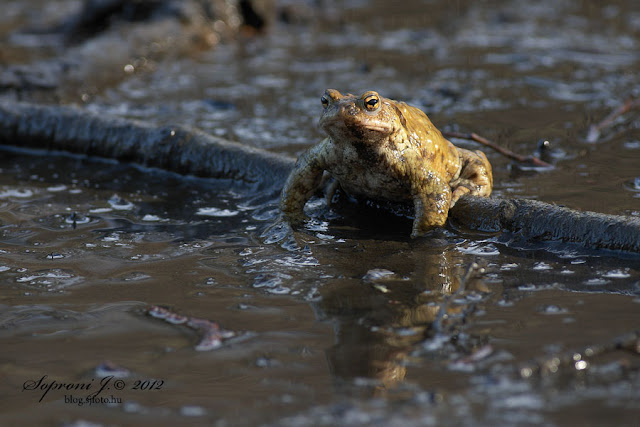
320,114,394,139
361,123,392,133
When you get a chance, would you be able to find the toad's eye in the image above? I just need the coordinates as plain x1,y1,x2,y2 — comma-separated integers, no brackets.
321,95,329,108
363,93,380,111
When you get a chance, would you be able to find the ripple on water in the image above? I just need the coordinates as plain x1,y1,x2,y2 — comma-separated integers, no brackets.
16,268,83,291
253,272,292,294
362,268,396,283
46,184,67,192
0,188,34,198
457,242,500,256
118,272,152,282
584,278,610,286
64,213,94,226
276,255,320,267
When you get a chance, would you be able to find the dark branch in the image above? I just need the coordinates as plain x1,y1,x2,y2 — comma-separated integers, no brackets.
586,95,640,143
442,131,552,168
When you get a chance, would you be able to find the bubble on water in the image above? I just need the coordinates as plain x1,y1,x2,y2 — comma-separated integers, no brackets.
316,233,335,240
266,286,291,295
102,233,121,242
532,262,552,271
306,219,329,233
602,269,631,278
108,194,135,210
141,214,162,221
196,207,238,217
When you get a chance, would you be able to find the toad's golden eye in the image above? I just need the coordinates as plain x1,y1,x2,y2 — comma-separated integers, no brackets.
363,93,380,111
321,95,329,108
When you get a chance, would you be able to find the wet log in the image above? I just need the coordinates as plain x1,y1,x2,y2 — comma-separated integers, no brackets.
1,101,639,254
449,196,640,254
0,102,293,190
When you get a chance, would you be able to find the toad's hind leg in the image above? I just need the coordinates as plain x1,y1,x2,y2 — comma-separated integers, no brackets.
450,149,493,206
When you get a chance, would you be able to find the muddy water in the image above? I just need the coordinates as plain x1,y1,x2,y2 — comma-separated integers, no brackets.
1,0,640,425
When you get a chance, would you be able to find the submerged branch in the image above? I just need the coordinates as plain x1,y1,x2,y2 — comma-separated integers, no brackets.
442,131,552,168
1,101,639,254
586,95,640,143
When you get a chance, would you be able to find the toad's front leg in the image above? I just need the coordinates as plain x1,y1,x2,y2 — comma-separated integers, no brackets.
279,140,329,225
411,173,452,238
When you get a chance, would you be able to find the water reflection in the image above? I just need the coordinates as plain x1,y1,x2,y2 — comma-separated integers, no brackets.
315,245,488,393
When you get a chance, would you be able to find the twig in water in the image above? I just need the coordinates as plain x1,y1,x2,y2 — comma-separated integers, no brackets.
442,131,552,168
147,305,237,351
586,95,640,143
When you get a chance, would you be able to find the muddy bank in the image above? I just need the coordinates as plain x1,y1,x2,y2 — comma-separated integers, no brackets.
1,100,639,253
0,0,276,102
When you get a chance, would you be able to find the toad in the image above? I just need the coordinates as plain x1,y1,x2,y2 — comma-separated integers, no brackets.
279,89,493,237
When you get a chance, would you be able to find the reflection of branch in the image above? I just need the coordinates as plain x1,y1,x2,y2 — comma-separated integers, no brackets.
521,330,640,378
586,96,640,143
442,131,552,168
430,262,482,335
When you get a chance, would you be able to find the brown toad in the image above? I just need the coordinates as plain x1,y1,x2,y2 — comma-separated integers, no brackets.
279,89,493,237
